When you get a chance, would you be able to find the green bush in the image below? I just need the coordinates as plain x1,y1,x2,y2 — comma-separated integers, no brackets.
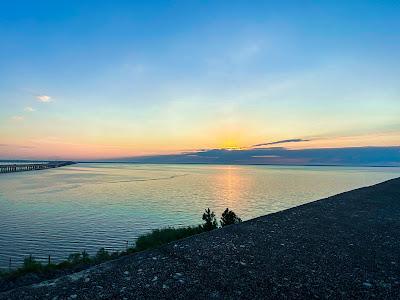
220,208,242,227
202,208,218,231
68,251,91,265
56,260,72,269
22,256,43,273
68,253,82,264
95,248,111,262
81,250,90,264
135,226,204,251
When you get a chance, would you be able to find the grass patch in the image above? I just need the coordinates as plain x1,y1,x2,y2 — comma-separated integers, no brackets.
3,256,58,281
0,226,205,282
0,207,242,285
135,226,204,251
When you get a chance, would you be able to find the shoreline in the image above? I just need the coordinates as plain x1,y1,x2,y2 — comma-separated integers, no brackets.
2,160,400,168
2,177,400,299
76,161,400,168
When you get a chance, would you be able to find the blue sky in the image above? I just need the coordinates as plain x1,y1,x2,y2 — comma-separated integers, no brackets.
0,1,399,159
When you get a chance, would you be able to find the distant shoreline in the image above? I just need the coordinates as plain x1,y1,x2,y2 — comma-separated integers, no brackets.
75,161,400,168
1,159,399,168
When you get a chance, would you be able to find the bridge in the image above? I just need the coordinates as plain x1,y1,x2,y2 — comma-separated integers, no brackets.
0,161,76,174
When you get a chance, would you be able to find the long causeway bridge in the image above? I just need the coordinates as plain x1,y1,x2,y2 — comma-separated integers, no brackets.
0,161,76,174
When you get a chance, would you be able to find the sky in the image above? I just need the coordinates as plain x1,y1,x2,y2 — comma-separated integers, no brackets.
0,0,399,161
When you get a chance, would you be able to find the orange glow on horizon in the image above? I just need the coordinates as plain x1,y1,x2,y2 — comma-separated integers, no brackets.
0,129,399,160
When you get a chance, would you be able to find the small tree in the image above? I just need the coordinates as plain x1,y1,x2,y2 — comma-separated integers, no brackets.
95,248,110,262
202,208,218,231
220,208,242,227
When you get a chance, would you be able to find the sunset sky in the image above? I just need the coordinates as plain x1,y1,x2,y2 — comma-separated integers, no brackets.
1,1,399,160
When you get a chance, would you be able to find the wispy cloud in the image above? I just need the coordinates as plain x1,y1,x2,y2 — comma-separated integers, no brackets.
252,139,310,147
36,95,52,103
24,106,36,112
11,115,24,121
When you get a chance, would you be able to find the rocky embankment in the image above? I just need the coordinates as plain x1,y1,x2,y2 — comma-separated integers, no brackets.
1,177,400,299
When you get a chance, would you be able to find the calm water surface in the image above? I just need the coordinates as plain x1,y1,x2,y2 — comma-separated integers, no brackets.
0,163,399,268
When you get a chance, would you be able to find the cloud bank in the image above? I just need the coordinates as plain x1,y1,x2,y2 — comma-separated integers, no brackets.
110,146,400,167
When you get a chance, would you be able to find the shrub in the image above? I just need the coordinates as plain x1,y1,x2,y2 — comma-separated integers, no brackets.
68,253,82,264
68,251,91,265
95,248,110,262
135,226,203,251
81,250,90,264
56,260,72,269
220,208,242,227
202,208,218,231
22,255,43,273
